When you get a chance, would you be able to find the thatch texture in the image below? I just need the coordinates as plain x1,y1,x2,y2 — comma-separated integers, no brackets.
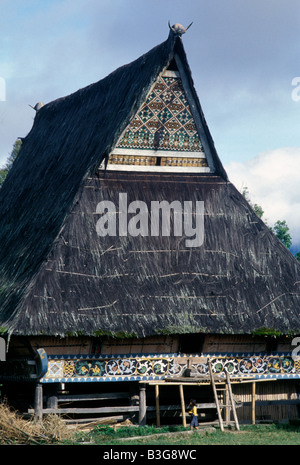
0,33,178,331
0,32,299,338
4,170,299,337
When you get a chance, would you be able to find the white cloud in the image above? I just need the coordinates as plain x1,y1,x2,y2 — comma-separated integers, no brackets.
225,147,300,250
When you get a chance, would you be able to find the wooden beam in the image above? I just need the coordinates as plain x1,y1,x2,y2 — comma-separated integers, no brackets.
145,377,279,386
30,406,140,415
28,403,224,416
146,381,210,386
56,392,129,402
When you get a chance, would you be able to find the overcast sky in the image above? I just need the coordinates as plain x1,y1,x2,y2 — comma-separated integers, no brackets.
0,0,300,250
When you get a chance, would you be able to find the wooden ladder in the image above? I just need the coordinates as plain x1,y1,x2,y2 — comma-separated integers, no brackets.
208,359,240,431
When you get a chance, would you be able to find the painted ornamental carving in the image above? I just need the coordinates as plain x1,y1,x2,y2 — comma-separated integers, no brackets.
42,354,300,383
116,73,203,154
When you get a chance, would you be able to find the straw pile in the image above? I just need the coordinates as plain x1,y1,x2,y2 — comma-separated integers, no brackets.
0,402,73,444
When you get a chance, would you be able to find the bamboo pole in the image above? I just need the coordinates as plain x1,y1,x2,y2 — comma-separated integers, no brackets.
225,383,229,423
179,384,186,428
226,371,240,431
155,384,160,427
252,381,256,425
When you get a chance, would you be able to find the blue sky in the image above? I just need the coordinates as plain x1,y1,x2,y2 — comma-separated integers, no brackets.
0,0,300,249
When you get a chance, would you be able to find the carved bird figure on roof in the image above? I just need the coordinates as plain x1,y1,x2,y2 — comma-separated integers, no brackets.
29,102,44,112
168,21,193,37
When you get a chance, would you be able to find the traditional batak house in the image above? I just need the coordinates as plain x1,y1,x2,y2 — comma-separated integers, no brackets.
0,24,300,425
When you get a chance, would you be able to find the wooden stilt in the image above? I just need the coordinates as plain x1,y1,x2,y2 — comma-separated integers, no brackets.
155,384,160,427
252,381,256,425
179,384,186,427
47,395,58,409
34,383,43,422
139,383,146,426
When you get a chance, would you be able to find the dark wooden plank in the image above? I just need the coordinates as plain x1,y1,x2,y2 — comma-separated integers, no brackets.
57,392,129,402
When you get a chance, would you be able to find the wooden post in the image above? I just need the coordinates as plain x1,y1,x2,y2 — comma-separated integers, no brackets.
252,381,256,425
139,383,146,426
47,395,58,410
225,383,230,423
34,383,43,422
155,384,160,427
179,384,186,427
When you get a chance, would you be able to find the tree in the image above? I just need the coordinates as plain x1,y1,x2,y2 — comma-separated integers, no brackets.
271,220,292,249
241,186,264,219
241,186,299,258
0,139,22,187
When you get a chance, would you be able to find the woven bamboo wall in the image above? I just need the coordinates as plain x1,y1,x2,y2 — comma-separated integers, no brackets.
233,380,300,422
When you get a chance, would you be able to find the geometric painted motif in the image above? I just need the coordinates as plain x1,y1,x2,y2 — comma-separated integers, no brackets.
192,356,298,376
42,354,300,383
116,74,203,153
45,357,174,381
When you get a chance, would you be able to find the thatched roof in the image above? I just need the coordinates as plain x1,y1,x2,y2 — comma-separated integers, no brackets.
0,32,299,338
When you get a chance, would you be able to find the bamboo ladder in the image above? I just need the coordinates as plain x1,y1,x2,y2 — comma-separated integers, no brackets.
208,359,240,431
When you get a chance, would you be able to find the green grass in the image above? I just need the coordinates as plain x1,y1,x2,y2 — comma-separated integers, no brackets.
71,423,300,446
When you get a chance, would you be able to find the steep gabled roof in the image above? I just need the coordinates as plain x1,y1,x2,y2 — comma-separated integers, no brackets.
0,33,182,328
0,31,299,338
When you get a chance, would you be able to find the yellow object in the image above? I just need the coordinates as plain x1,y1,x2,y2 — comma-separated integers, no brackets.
189,405,197,416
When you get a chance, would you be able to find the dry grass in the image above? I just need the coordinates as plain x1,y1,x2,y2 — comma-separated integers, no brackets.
0,402,73,444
